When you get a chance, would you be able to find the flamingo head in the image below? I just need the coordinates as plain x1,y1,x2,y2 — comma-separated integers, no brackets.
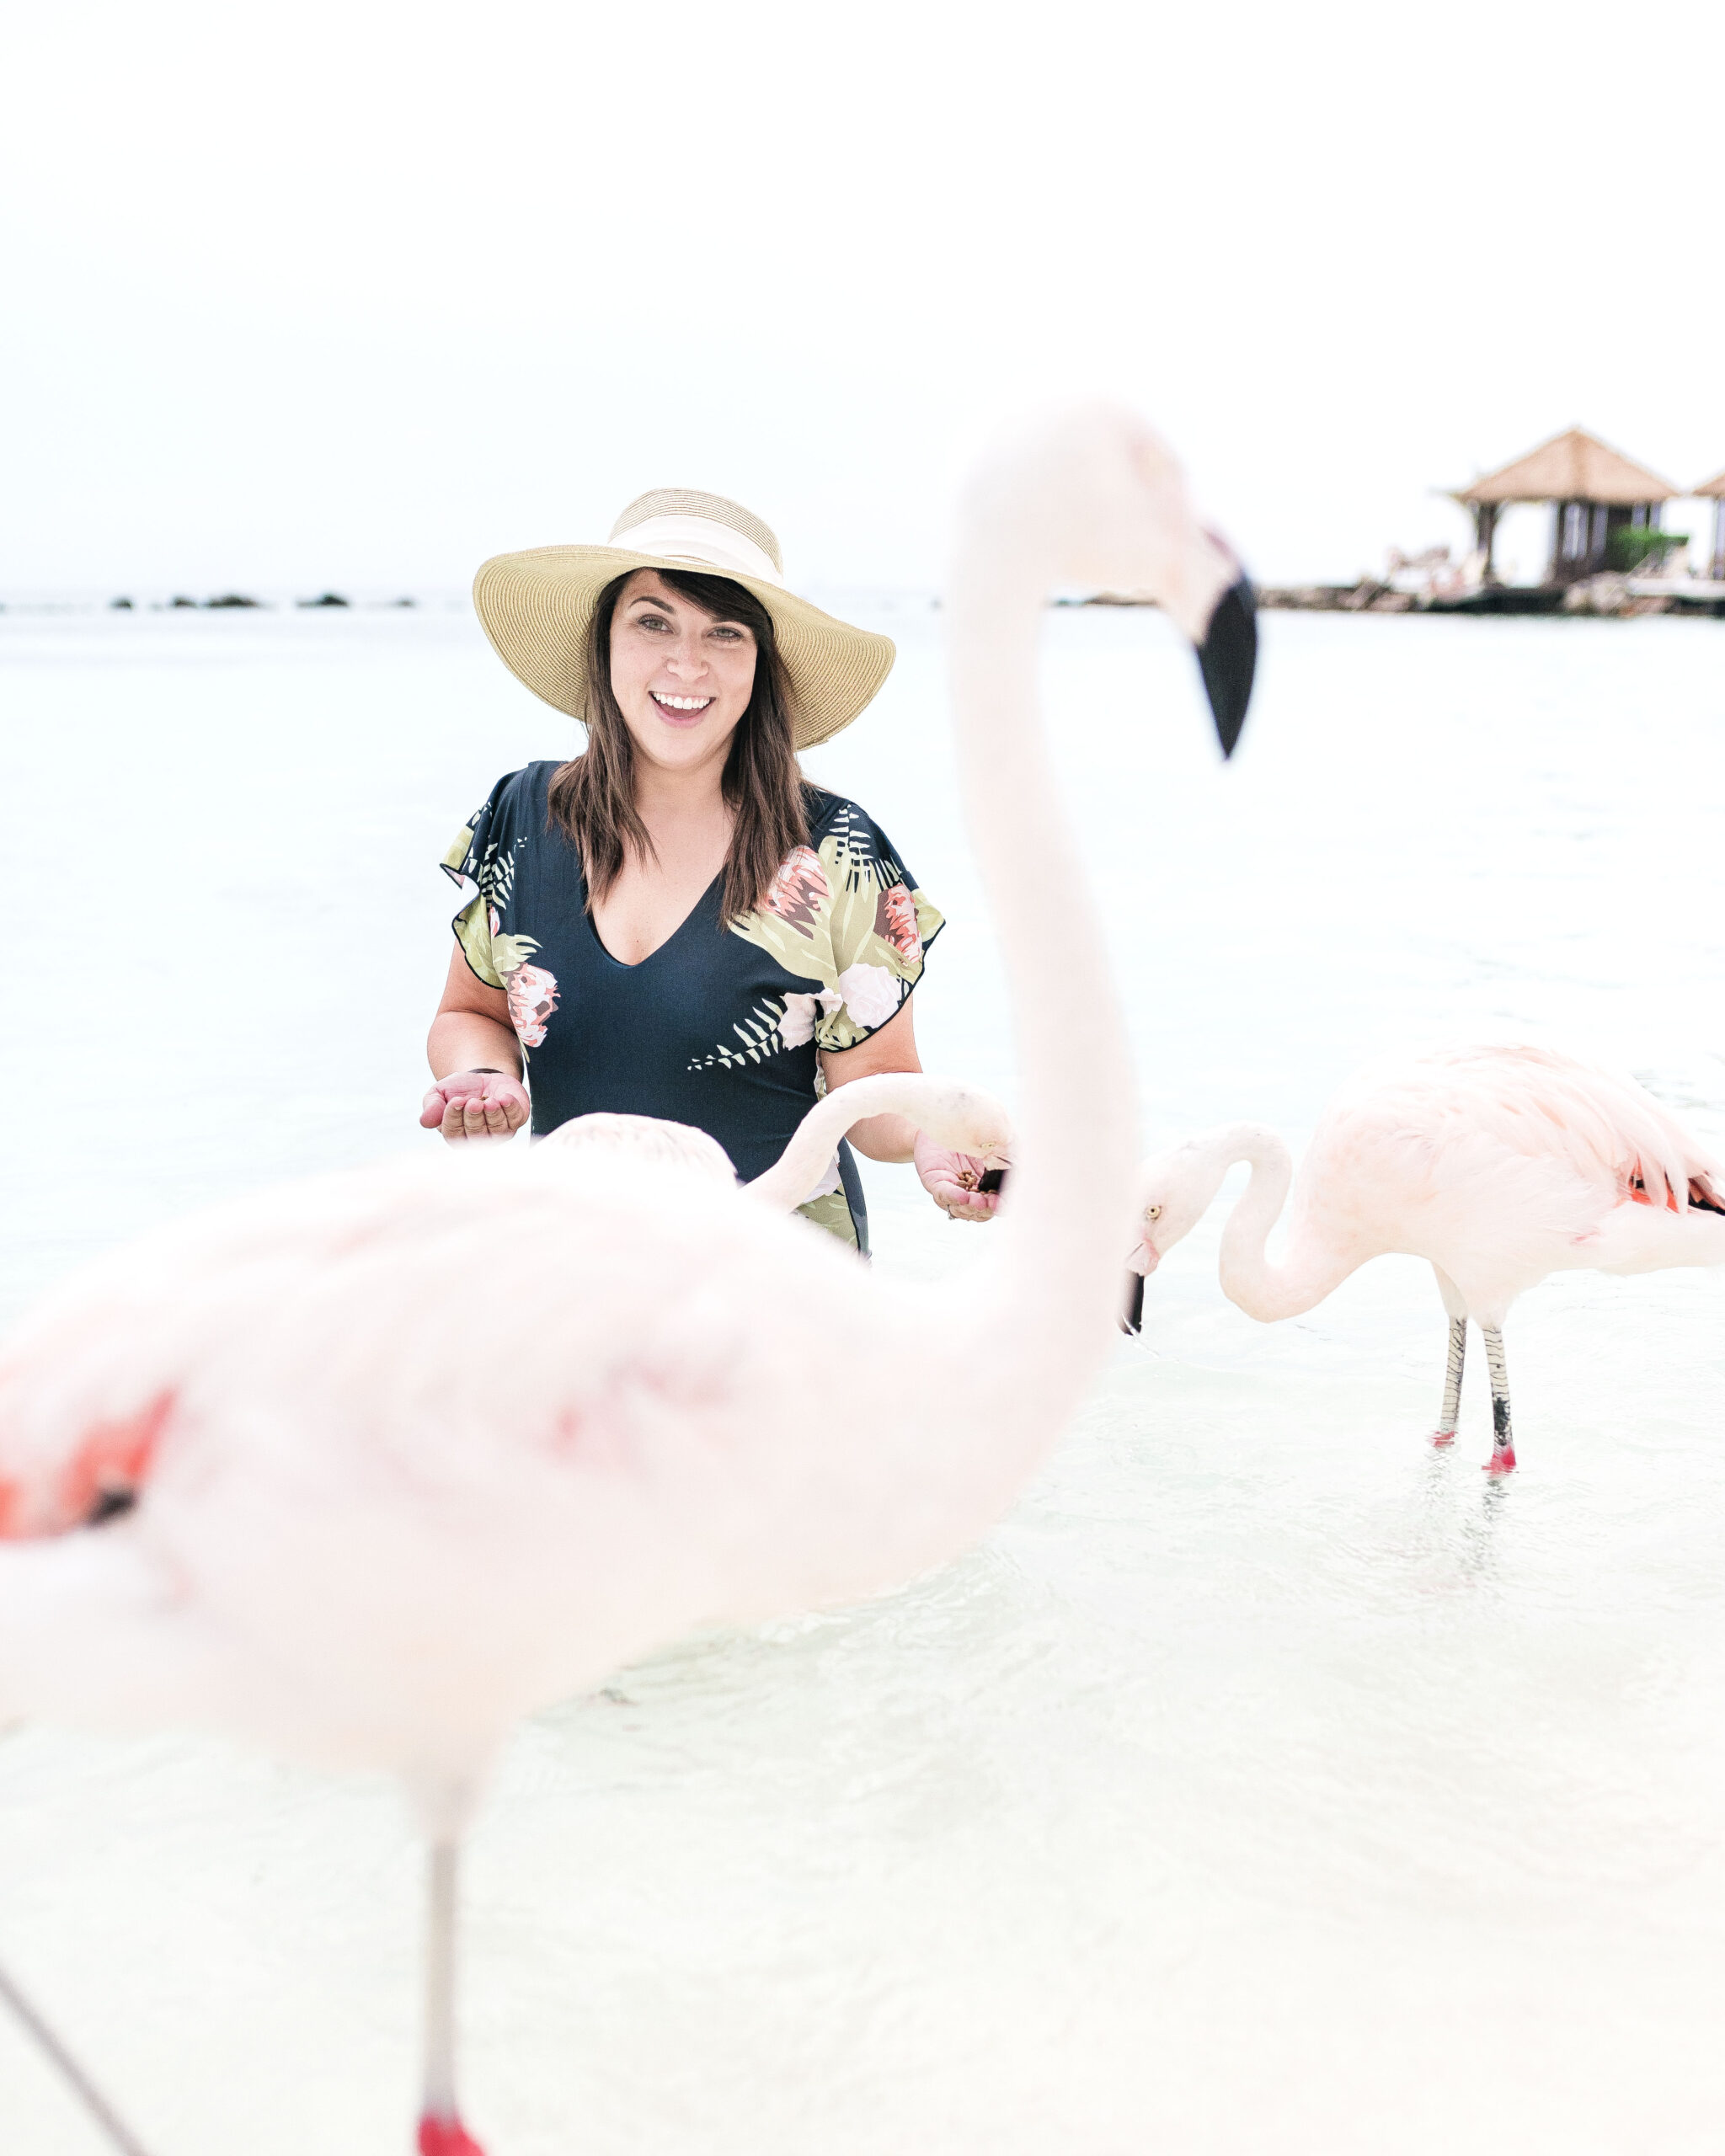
911,1082,1017,1177
960,403,1258,757
1118,1143,1216,1334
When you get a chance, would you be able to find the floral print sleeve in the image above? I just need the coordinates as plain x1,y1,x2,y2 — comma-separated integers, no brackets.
440,808,503,989
728,794,944,1053
440,771,562,1043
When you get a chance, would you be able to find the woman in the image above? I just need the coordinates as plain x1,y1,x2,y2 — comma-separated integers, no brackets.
421,487,999,1246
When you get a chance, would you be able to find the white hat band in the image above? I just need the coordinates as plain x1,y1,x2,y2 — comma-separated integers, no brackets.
609,515,786,589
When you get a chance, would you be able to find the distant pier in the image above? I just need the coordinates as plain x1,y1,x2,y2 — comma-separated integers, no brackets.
1253,579,1725,619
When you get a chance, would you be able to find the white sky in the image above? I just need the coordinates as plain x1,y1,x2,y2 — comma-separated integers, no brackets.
4,0,1722,595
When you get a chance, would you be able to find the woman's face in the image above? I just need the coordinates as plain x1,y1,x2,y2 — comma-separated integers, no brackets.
607,569,758,778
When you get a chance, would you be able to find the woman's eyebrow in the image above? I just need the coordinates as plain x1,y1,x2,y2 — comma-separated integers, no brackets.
626,591,740,628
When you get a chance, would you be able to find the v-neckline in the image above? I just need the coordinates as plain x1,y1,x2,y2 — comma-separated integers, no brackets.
585,869,724,970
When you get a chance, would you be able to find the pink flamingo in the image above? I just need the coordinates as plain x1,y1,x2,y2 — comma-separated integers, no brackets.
537,1073,1016,1214
1129,1043,1725,1471
0,408,1252,2155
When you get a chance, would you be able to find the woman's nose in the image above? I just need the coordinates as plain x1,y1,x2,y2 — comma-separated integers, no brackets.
664,641,709,679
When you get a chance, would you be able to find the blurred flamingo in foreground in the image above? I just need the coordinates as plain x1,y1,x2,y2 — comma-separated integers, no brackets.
1128,1043,1725,1471
0,408,1252,2155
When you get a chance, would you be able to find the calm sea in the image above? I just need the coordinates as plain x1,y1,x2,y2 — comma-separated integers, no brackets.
3,602,1725,2152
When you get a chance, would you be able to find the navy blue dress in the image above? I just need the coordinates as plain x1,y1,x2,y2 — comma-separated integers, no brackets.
441,763,943,1246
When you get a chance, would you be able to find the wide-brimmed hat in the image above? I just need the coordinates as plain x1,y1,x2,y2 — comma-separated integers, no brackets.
472,488,895,750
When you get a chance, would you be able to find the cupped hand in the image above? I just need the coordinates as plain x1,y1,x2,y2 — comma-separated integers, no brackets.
419,1070,531,1144
914,1131,1005,1223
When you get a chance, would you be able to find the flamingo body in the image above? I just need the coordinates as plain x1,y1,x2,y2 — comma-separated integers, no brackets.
532,1109,738,1186
0,1148,982,1772
1135,1043,1725,1466
1295,1045,1724,1311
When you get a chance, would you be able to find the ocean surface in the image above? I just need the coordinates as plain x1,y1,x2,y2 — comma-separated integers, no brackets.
3,600,1725,2153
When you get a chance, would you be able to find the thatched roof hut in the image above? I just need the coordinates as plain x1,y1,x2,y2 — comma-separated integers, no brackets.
1453,427,1678,585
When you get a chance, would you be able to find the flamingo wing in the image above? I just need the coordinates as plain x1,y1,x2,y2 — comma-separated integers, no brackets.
1291,1043,1725,1305
1409,1045,1722,1215
0,1156,493,1538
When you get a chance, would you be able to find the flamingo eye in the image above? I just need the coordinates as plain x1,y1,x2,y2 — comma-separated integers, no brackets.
1147,1204,1162,1220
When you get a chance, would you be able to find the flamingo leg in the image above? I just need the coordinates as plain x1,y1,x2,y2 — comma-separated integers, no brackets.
418,1838,484,2156
1432,1316,1466,1445
1482,1325,1516,1473
0,1953,158,2156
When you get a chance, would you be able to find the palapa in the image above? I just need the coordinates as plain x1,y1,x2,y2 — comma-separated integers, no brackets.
1455,427,1678,507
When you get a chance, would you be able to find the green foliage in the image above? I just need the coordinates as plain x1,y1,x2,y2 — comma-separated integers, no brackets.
1607,526,1685,573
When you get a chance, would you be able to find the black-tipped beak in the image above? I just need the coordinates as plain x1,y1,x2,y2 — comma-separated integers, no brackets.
1196,574,1257,760
1119,1270,1145,1336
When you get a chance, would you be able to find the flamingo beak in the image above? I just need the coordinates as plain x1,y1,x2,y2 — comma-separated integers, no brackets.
1120,1241,1156,1334
1196,574,1257,760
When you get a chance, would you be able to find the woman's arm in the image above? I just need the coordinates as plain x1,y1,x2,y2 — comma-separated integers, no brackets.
422,941,532,1142
819,1001,999,1222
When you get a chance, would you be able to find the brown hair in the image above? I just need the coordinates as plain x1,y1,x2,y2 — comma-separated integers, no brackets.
547,568,809,925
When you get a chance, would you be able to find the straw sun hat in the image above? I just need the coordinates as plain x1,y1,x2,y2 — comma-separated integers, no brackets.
473,489,895,751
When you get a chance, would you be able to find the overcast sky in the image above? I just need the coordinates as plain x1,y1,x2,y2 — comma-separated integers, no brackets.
5,0,1722,595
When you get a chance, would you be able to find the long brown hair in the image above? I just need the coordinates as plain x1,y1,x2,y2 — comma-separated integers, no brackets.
547,568,809,925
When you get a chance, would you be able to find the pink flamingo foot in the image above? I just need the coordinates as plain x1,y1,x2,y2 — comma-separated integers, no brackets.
1429,1430,1456,1448
419,2116,486,2156
1482,1447,1516,1475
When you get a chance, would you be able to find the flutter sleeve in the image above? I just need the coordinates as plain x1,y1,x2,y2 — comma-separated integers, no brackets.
438,770,524,990
808,801,944,1053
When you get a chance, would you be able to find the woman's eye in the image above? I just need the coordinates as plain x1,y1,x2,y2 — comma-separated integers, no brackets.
636,613,670,632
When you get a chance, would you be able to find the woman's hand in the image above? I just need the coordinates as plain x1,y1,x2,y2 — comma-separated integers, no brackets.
419,1069,531,1144
914,1130,1003,1223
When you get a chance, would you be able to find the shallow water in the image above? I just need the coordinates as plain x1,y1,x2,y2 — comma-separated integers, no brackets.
3,604,1725,2152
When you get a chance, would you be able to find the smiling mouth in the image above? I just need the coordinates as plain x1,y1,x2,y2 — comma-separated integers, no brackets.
651,691,713,715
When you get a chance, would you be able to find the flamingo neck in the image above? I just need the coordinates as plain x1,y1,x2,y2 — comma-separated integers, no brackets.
747,1075,927,1211
932,535,1140,1467
1196,1123,1354,1323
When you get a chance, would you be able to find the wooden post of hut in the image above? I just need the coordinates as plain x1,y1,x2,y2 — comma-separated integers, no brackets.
1453,427,1678,587
1698,468,1725,582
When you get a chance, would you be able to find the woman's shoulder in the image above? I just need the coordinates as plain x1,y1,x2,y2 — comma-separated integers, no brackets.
443,761,565,885
457,760,563,840
801,786,911,886
474,760,562,815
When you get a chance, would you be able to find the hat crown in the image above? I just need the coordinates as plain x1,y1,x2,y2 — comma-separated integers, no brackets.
608,488,783,577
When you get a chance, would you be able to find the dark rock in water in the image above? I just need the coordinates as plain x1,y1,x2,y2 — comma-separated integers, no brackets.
390,596,416,608
109,596,134,610
296,591,350,609
168,595,198,608
204,593,262,609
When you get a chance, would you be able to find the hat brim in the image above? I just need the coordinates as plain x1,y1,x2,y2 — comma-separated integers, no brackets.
472,544,895,751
